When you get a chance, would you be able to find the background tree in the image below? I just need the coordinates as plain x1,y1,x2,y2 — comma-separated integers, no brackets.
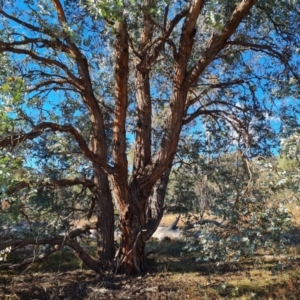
181,150,292,264
0,0,300,274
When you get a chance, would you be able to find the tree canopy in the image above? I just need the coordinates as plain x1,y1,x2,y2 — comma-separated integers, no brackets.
0,0,300,274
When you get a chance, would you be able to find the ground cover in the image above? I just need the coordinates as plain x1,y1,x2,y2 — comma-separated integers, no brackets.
1,214,300,299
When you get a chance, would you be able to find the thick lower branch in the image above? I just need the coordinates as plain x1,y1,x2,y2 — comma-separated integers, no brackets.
0,223,97,252
0,223,101,273
0,249,58,271
5,178,95,196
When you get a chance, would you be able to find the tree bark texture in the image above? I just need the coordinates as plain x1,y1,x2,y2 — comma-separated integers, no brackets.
116,181,149,274
93,168,115,263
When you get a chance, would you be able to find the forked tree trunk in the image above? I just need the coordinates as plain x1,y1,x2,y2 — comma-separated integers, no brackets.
116,183,149,274
115,167,171,274
110,0,257,276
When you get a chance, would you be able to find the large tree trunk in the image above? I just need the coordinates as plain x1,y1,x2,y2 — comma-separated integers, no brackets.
93,168,115,264
115,182,149,274
115,165,171,274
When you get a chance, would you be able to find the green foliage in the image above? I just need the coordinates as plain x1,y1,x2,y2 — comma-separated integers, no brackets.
166,129,297,263
181,152,293,263
279,133,300,168
86,0,124,20
0,77,24,106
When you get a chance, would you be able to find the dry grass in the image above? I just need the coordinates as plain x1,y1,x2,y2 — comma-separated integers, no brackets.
1,253,300,299
1,212,300,299
159,213,184,227
288,204,300,227
72,213,184,228
1,238,300,299
71,216,98,228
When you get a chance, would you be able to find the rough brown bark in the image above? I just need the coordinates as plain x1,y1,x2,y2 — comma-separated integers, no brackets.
52,0,116,265
93,169,115,263
113,1,155,274
116,182,149,274
137,0,205,191
186,0,258,86
116,164,171,273
133,0,154,175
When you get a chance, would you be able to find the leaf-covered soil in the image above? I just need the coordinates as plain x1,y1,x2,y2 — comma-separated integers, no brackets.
1,239,300,300
2,213,300,299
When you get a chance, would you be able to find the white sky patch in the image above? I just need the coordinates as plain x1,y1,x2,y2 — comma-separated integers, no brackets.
235,102,244,109
227,116,261,147
263,112,280,122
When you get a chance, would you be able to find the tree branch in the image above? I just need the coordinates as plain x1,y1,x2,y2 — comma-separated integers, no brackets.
186,79,246,108
51,0,68,25
0,42,83,89
27,79,75,93
0,223,101,273
183,109,224,125
0,36,71,55
5,178,95,196
143,0,205,191
226,40,300,82
0,9,46,35
0,122,113,173
0,249,59,271
133,0,156,177
149,5,190,62
187,0,258,87
112,19,130,202
226,40,283,59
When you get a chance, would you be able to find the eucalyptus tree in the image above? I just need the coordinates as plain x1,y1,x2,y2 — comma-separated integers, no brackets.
0,0,300,274
182,151,293,264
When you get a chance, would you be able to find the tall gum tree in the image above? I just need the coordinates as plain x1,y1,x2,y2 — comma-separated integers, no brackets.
0,0,300,274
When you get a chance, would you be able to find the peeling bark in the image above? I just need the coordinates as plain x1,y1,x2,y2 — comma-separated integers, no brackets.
116,184,148,274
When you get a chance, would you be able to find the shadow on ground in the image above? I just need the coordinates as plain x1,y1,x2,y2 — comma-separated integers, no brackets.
1,230,300,299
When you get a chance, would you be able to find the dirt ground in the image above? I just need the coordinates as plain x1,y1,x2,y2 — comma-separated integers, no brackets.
1,214,300,299
0,269,195,300
1,241,300,300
